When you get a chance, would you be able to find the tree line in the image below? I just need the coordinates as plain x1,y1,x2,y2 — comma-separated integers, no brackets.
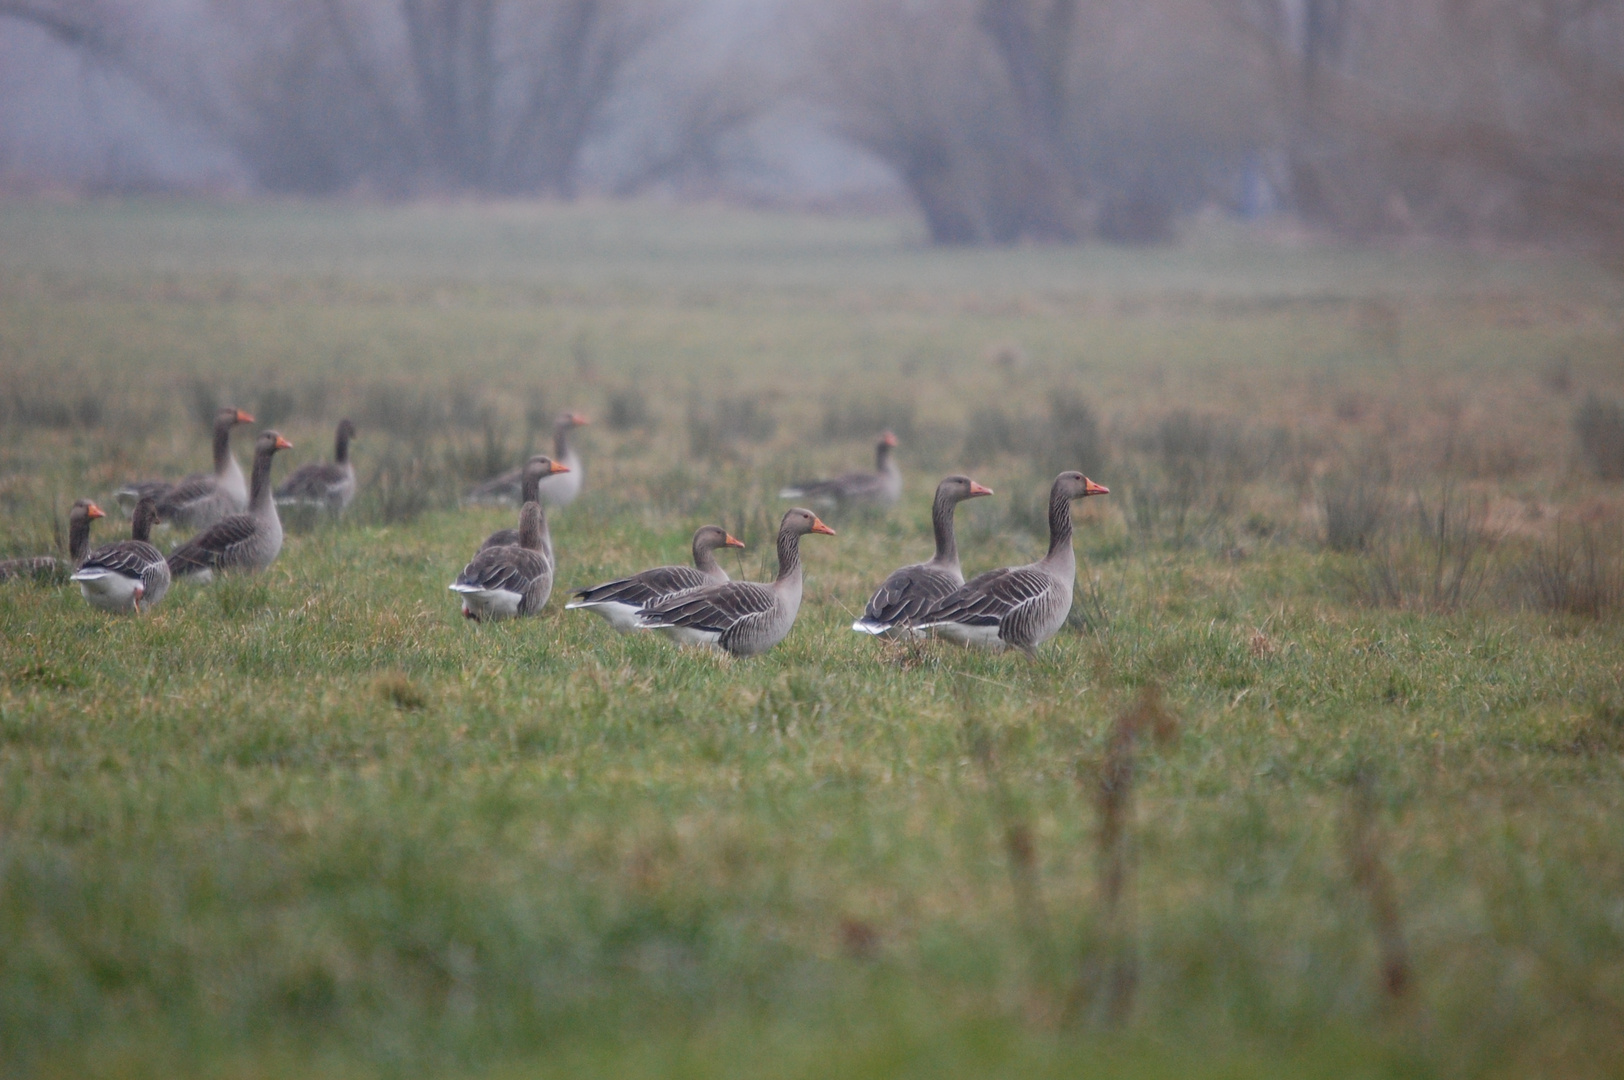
3,0,1621,249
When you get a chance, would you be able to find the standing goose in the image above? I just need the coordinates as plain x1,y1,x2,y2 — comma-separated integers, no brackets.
166,431,293,582
450,500,554,621
0,498,102,582
852,474,994,637
117,407,255,527
275,418,357,513
567,524,745,632
636,508,835,656
478,455,569,564
915,472,1109,653
779,431,902,510
466,412,588,507
71,495,170,613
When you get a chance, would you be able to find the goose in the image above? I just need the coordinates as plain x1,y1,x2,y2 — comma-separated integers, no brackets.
635,508,835,656
274,418,357,512
166,430,293,582
779,431,902,510
915,472,1109,653
450,500,554,621
466,412,588,507
478,455,569,563
0,498,102,582
71,495,170,613
117,407,254,527
852,474,994,637
567,524,745,632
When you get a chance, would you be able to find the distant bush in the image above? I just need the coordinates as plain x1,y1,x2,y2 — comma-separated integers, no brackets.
962,390,1108,475
1517,523,1623,618
1319,451,1392,552
607,387,652,431
1575,394,1624,479
1346,484,1494,611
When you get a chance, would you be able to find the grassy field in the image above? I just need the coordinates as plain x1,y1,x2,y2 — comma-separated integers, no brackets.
2,199,1623,1078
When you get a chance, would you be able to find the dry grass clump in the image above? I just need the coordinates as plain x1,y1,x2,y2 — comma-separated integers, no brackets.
688,394,777,459
1516,521,1624,618
606,386,653,431
1575,394,1624,479
1347,484,1495,612
1318,450,1393,553
1116,411,1252,550
820,395,916,442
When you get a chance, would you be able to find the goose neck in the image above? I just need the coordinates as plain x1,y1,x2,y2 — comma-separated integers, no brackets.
212,419,234,474
774,528,803,585
693,539,721,576
518,502,546,551
930,489,960,568
249,447,277,512
334,426,351,465
1045,482,1075,560
68,514,93,564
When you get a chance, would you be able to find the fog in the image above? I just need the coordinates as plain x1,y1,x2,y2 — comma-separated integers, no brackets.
2,0,1621,248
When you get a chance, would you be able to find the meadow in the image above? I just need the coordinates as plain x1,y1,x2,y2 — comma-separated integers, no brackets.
1,199,1623,1078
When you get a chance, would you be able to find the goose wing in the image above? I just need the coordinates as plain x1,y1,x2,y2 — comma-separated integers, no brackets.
862,562,960,627
275,461,346,500
156,472,222,518
921,566,1051,627
465,465,523,504
573,564,708,607
80,540,165,580
167,512,259,572
638,580,774,632
455,545,548,594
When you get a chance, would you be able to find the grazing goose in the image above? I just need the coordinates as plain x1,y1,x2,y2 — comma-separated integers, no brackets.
166,431,293,582
915,472,1109,653
479,455,569,563
275,418,357,512
852,474,994,637
450,500,554,621
71,495,170,613
779,431,902,510
636,508,835,656
0,498,102,582
567,524,745,632
117,407,255,527
466,412,588,507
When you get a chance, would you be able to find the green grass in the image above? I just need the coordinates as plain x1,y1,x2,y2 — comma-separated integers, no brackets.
2,199,1623,1078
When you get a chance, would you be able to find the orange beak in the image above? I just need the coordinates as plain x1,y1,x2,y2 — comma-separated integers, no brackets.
235,409,255,423
969,481,993,497
569,412,590,425
880,431,898,447
87,502,106,520
274,435,294,451
1084,478,1109,496
723,533,745,548
549,461,570,474
810,516,836,536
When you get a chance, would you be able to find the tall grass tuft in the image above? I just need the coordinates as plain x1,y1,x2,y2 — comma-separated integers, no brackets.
1319,450,1392,552
1517,521,1623,617
820,395,915,442
1116,412,1251,550
1574,393,1624,479
688,394,776,459
1348,483,1494,611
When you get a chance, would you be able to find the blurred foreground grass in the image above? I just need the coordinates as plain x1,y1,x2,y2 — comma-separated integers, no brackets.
1,200,1623,1077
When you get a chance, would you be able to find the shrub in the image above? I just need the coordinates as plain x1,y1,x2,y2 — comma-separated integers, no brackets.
1575,393,1624,479
688,394,776,459
607,387,652,431
1518,523,1623,618
1347,483,1494,611
1319,452,1392,552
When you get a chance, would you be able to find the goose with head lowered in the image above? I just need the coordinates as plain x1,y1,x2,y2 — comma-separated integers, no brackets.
71,495,170,613
780,431,902,511
466,412,588,507
636,508,835,656
275,418,357,513
166,430,293,582
915,472,1108,653
450,499,554,621
478,455,569,563
117,407,255,528
853,474,993,638
0,498,102,582
567,524,745,632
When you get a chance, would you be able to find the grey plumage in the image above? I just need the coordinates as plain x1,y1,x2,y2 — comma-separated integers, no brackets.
275,418,356,512
167,430,292,581
779,431,902,509
0,498,102,582
466,412,588,507
636,509,835,656
72,496,170,613
853,474,992,637
916,472,1109,653
478,455,569,564
451,500,554,621
118,407,254,529
567,524,743,633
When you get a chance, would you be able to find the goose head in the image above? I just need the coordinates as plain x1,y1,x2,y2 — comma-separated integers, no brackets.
937,475,994,503
780,508,837,537
693,524,747,554
1053,471,1110,500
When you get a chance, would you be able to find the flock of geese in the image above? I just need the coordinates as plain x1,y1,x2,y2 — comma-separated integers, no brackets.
2,410,1110,655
